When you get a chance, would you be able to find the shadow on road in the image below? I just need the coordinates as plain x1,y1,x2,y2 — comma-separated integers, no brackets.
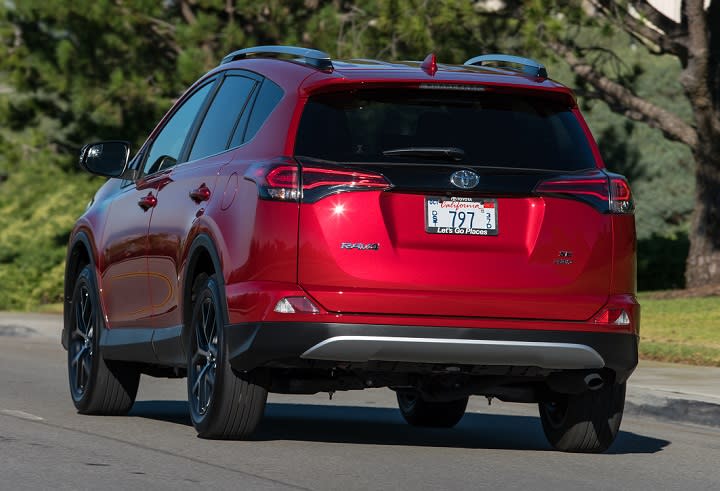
129,400,669,454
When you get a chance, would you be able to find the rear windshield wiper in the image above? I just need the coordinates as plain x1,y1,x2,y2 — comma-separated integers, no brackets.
382,147,465,161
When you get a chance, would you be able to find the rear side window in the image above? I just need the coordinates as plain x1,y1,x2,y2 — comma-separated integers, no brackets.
231,79,284,146
294,89,596,171
188,75,256,161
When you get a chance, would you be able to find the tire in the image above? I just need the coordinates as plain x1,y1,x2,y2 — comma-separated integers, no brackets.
187,274,268,439
67,265,140,415
397,392,468,428
539,381,626,453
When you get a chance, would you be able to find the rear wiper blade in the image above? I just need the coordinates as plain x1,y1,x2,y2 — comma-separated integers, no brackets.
382,147,465,161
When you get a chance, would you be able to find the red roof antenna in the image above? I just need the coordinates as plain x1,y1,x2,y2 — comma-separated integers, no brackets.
421,53,438,76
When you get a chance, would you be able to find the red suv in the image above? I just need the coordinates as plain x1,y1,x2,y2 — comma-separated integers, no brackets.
63,46,638,452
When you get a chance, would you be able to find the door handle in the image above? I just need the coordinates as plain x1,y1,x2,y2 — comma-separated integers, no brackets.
138,192,157,211
189,183,211,203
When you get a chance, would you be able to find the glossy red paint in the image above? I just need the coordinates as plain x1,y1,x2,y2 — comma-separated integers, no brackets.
217,177,299,287
144,151,228,328
297,190,614,321
69,54,638,337
221,270,638,336
96,180,155,329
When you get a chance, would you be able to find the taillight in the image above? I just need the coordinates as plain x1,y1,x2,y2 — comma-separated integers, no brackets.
592,308,631,325
265,165,301,200
245,160,391,202
302,166,391,202
534,171,634,214
609,178,634,213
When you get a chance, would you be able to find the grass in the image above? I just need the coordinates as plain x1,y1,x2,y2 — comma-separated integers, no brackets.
21,292,720,366
637,294,720,366
36,303,63,314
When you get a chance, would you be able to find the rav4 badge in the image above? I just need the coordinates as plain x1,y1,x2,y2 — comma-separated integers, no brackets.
340,242,380,250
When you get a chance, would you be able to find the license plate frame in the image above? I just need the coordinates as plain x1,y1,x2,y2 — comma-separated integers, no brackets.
425,197,498,236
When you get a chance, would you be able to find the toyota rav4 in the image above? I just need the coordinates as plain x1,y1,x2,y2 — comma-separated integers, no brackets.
63,46,638,452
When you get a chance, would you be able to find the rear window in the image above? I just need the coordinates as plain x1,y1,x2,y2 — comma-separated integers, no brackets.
294,89,596,171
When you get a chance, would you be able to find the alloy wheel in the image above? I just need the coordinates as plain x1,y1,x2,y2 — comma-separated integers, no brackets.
541,396,570,429
69,284,95,400
190,296,219,417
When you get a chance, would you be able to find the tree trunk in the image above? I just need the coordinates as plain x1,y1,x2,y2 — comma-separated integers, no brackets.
685,136,720,287
682,0,720,288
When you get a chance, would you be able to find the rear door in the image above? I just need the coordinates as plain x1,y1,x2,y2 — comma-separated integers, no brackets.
294,88,612,321
147,71,260,328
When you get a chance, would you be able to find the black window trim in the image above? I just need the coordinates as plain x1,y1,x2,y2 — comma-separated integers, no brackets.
130,68,281,183
235,77,285,147
120,143,148,188
135,75,220,180
182,70,263,164
224,79,260,150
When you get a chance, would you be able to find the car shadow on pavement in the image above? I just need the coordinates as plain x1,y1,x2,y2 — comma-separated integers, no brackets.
129,401,669,454
130,400,191,426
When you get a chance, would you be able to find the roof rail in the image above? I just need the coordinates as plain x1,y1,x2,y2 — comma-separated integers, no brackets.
220,45,333,71
464,54,547,79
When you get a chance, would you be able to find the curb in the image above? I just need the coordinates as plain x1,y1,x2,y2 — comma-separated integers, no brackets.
2,312,720,428
625,389,720,428
0,313,61,340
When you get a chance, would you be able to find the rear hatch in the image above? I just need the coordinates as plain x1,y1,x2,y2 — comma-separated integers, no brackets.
293,87,613,321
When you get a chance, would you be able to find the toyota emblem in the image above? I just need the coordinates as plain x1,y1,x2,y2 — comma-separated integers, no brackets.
450,170,480,189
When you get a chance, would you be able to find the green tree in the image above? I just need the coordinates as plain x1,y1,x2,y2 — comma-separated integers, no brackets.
0,0,326,308
0,0,707,309
529,0,719,288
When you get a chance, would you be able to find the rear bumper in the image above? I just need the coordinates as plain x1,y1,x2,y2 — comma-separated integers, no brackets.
300,336,605,369
226,322,638,382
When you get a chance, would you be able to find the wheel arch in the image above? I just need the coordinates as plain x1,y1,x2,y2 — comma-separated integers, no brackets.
181,234,227,354
63,231,96,350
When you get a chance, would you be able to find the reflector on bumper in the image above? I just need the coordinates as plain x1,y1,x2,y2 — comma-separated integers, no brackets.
274,296,320,314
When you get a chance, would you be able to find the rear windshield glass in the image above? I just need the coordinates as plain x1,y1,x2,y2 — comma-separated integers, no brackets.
294,89,596,171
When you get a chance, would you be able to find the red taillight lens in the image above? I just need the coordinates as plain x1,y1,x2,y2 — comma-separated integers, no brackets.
609,178,634,213
302,165,391,202
266,166,299,188
535,178,609,201
245,161,301,201
264,165,301,200
302,167,390,190
535,172,634,214
593,308,631,326
245,161,391,202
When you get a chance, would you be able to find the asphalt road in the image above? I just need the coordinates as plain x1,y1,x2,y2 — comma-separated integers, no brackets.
1,332,719,490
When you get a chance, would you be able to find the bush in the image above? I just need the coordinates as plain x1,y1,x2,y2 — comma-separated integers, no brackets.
637,232,689,291
0,161,100,310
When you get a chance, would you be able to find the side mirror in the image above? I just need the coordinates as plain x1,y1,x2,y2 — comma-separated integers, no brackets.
79,141,131,178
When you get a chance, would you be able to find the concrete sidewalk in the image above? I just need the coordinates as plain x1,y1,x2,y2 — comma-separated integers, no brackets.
626,361,720,427
1,311,718,427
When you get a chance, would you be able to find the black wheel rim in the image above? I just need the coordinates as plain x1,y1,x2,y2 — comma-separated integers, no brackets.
190,296,218,417
398,393,418,412
542,396,569,429
69,283,95,400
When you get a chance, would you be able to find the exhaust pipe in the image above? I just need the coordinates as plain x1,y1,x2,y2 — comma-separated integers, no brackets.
584,373,604,391
546,371,607,394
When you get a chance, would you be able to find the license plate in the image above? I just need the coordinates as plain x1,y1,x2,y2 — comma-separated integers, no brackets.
425,197,498,235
